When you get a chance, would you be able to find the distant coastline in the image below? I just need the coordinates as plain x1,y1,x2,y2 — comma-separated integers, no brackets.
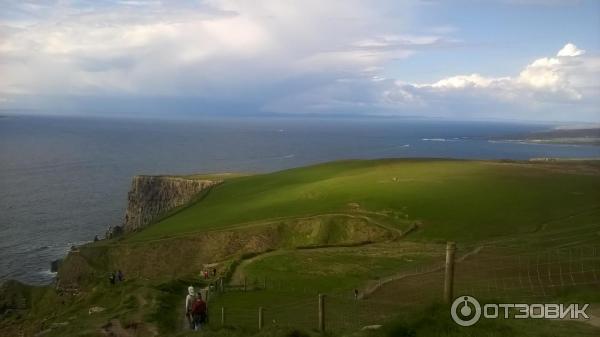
493,128,600,146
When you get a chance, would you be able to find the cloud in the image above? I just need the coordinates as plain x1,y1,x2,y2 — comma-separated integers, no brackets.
412,43,593,100
381,43,599,120
0,2,597,122
557,43,585,57
266,43,598,121
0,1,452,100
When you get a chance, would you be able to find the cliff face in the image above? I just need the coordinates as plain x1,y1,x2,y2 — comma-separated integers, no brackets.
123,176,221,232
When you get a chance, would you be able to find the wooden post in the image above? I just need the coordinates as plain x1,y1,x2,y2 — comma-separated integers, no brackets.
244,277,247,292
444,241,456,304
220,278,224,292
221,307,226,326
258,307,264,330
318,294,325,332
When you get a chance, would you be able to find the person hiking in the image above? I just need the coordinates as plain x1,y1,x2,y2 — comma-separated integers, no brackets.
109,272,116,285
117,270,124,282
191,293,207,331
185,286,196,329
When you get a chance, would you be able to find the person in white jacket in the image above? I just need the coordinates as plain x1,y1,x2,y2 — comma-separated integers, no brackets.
185,286,196,329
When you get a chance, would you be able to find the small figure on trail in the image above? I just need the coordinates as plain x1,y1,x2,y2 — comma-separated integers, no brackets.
354,288,359,300
94,235,99,242
117,269,124,282
185,286,197,330
212,268,217,277
203,270,209,279
191,293,207,330
109,272,116,285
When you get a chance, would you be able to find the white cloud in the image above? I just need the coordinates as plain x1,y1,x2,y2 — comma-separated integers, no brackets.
413,44,590,96
379,43,599,120
557,43,585,57
414,43,600,100
0,0,445,99
426,74,505,89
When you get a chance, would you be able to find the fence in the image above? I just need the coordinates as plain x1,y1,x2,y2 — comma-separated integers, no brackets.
201,223,600,333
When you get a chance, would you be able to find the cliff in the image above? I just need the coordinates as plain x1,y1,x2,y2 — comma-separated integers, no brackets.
122,175,221,232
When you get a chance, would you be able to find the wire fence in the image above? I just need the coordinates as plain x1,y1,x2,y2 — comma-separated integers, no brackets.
200,222,600,333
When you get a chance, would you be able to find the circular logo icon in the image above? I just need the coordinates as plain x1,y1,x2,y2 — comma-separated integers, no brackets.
451,295,482,326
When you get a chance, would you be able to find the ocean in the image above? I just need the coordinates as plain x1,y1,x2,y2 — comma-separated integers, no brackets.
1,115,599,285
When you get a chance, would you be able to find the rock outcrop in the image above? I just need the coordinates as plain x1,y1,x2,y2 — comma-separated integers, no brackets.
50,259,62,273
123,176,221,232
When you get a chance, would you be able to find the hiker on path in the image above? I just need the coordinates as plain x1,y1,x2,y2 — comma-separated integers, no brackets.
191,293,208,330
109,272,116,285
117,270,124,282
185,286,197,329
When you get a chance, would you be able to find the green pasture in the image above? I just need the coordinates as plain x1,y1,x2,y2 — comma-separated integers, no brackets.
132,159,600,243
236,243,441,294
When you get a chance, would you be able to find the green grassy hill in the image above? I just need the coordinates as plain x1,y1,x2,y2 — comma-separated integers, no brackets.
133,159,600,243
3,159,600,337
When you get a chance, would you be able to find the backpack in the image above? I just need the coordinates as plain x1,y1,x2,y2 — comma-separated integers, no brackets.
191,299,206,316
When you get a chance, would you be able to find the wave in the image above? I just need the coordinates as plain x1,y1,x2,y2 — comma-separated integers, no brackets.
38,269,57,277
488,140,583,147
421,138,459,142
31,245,51,253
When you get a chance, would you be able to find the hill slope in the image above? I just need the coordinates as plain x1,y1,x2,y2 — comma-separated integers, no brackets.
132,159,600,243
3,159,600,337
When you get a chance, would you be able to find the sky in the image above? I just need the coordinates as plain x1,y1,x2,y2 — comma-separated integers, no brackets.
0,0,599,122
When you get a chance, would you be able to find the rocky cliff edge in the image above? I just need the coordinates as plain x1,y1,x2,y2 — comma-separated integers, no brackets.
123,175,221,232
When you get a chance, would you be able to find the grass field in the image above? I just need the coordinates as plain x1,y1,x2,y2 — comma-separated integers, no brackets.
132,159,600,243
3,159,600,337
235,242,442,294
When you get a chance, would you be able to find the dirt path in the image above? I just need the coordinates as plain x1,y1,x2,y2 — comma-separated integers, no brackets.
100,297,159,337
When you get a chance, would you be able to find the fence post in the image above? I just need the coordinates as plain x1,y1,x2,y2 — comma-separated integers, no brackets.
318,294,326,332
244,277,247,292
258,307,264,330
220,278,224,292
221,307,226,326
444,241,456,304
